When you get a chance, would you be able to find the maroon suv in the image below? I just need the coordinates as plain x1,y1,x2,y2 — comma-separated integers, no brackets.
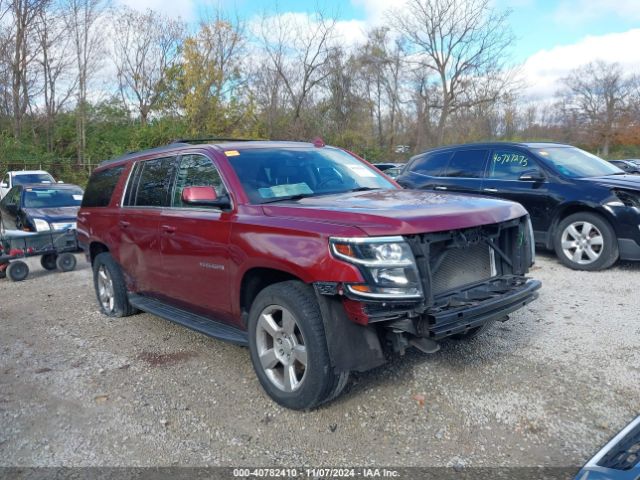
77,140,541,409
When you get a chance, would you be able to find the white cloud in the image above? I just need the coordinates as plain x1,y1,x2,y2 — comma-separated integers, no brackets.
334,19,368,46
350,0,405,24
248,11,367,49
553,0,640,26
114,0,196,22
522,29,640,100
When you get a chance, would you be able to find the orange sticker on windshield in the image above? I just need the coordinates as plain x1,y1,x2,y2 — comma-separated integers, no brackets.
224,150,240,157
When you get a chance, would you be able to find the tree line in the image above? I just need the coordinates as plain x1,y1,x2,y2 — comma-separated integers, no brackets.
1,0,639,184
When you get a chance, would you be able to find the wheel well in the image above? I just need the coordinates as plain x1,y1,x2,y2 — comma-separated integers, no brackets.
549,205,608,248
239,268,301,321
89,242,109,265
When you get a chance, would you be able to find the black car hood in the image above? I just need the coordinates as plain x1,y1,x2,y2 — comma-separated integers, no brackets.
23,206,79,223
580,175,640,190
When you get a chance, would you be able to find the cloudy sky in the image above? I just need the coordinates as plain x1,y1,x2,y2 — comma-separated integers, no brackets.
116,0,640,100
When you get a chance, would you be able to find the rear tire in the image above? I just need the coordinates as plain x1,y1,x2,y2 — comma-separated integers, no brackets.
7,260,29,282
247,281,349,410
93,252,137,317
56,252,77,272
554,212,618,271
40,254,58,271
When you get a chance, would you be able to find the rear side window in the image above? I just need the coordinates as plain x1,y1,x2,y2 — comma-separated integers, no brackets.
409,152,451,176
133,157,176,207
82,166,125,208
443,150,488,178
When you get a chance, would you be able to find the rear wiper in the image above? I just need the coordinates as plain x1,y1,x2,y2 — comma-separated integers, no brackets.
260,193,315,204
349,187,382,192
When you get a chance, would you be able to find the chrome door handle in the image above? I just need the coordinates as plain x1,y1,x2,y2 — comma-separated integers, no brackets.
434,186,447,191
483,188,498,193
118,220,130,228
161,225,176,234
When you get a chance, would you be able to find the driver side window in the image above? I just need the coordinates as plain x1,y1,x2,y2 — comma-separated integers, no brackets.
172,155,226,208
488,150,538,180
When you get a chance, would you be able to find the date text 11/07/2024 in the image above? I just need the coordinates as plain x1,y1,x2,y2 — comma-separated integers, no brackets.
232,468,400,478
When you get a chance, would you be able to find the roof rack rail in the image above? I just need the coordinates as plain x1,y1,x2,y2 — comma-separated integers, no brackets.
170,137,264,144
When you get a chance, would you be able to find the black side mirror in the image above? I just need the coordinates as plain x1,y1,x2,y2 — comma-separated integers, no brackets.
519,170,545,182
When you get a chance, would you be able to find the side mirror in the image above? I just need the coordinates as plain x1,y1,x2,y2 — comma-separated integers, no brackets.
0,182,7,188
519,170,545,182
57,180,64,184
181,186,230,208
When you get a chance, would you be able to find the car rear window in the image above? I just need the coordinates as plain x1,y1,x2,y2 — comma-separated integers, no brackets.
82,166,125,208
443,150,488,178
409,152,451,177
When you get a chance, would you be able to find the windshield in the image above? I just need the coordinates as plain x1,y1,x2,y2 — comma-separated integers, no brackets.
533,147,623,178
23,187,83,208
13,173,55,185
226,147,397,204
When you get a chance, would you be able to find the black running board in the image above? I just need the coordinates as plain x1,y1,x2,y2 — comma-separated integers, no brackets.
128,294,248,346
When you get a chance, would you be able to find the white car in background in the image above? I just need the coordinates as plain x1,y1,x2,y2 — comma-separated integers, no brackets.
0,170,56,199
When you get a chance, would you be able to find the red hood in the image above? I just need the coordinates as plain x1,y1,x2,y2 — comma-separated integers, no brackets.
261,189,527,236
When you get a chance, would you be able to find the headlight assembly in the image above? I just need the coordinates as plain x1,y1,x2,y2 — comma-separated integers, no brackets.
330,236,423,300
33,218,51,232
610,189,640,208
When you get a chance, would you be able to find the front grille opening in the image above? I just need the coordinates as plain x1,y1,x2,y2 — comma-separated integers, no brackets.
431,243,495,296
598,421,640,470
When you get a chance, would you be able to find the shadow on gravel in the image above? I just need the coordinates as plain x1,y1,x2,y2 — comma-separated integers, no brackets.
535,248,640,272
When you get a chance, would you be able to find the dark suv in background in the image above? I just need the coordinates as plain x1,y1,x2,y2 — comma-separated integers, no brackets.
397,142,640,270
77,139,540,409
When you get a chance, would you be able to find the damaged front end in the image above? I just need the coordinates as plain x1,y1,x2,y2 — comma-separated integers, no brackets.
321,216,541,359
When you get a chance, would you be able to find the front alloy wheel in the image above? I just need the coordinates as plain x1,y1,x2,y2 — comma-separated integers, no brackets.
554,212,618,271
560,221,604,265
256,305,308,392
247,281,349,410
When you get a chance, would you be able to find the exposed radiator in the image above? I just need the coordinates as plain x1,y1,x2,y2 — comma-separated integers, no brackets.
432,243,494,295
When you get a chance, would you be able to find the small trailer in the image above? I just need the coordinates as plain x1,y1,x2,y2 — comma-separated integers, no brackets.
0,228,78,282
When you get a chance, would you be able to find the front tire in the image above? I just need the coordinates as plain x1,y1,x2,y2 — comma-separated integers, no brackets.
92,252,137,317
247,281,348,410
554,212,618,271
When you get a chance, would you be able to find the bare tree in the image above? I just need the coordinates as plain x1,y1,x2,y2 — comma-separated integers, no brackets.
359,28,407,150
112,7,184,126
35,4,77,151
7,0,47,138
259,10,337,137
63,0,105,164
392,0,516,145
559,61,633,156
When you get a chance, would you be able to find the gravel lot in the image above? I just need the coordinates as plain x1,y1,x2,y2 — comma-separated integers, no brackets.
1,252,639,472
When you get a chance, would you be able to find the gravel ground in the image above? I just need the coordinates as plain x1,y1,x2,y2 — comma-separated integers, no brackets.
0,252,639,470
